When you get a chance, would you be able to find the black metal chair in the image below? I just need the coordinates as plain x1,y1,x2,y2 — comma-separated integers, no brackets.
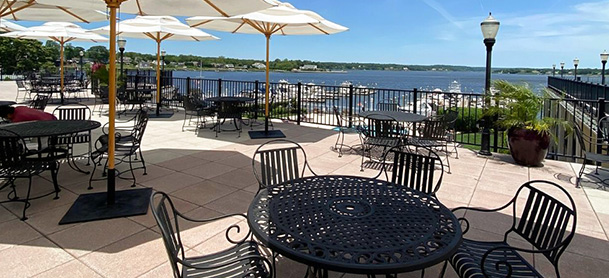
441,180,577,278
0,129,60,220
573,123,609,189
406,110,458,173
28,94,50,111
375,145,444,196
358,113,405,171
182,96,215,134
52,104,93,171
89,110,148,189
252,139,317,192
16,80,33,102
150,191,273,278
332,106,361,157
215,101,243,138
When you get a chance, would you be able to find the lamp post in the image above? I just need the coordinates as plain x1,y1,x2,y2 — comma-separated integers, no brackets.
118,39,126,92
601,50,608,85
573,58,579,80
552,64,556,77
479,12,499,156
161,50,166,71
560,62,565,78
79,50,84,85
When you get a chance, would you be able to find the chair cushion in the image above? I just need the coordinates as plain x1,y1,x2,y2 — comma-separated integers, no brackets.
449,239,542,278
182,241,269,278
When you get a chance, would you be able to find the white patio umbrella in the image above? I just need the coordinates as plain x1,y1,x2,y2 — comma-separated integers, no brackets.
187,2,348,138
0,1,107,23
38,0,279,17
0,19,25,32
33,0,279,225
93,16,219,116
1,22,108,104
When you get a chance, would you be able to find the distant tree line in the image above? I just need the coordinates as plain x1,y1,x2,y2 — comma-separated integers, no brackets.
0,38,606,76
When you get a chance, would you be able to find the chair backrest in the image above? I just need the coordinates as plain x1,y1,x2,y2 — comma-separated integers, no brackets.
420,118,447,140
379,145,444,194
183,95,198,111
53,104,91,121
150,191,186,278
131,110,149,145
510,180,577,266
597,116,609,142
378,102,398,111
333,106,343,127
29,94,50,110
253,139,315,190
0,129,27,170
443,110,459,130
360,113,404,139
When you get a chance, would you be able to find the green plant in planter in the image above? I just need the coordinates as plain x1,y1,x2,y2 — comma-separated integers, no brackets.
484,80,571,166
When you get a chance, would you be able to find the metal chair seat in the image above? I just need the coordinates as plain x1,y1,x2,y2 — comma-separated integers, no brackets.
584,151,609,163
449,239,542,278
363,136,401,147
182,241,269,278
406,137,444,148
0,161,53,177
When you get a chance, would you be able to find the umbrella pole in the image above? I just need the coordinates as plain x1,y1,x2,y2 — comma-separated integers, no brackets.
106,4,118,204
59,40,64,104
265,33,270,133
156,40,161,116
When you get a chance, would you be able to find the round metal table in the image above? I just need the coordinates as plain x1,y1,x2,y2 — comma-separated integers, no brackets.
0,120,101,138
248,175,462,275
0,100,16,106
360,111,427,123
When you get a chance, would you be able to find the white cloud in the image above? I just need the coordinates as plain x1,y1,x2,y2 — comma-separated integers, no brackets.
421,0,463,29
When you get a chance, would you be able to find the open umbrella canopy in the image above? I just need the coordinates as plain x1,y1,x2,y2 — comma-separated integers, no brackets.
186,2,348,35
38,0,279,17
0,22,108,103
186,2,347,137
0,1,107,23
93,16,218,116
0,18,25,32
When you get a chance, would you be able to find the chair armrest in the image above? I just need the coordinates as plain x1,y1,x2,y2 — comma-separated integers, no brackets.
481,244,565,278
175,212,251,244
452,201,514,235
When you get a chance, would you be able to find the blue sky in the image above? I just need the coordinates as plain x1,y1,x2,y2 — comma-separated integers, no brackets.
17,0,609,68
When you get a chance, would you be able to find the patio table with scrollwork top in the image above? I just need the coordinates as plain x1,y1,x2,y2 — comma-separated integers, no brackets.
248,175,462,276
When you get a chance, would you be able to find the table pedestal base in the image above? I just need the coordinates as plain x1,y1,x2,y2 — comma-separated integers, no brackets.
59,188,152,225
248,130,286,139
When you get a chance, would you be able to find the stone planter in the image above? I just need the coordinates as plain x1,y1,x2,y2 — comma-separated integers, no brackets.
507,127,550,167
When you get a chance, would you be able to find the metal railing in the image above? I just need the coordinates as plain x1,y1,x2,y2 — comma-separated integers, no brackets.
122,74,604,162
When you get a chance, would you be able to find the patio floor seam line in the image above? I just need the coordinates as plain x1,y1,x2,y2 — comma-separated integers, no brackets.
581,186,609,239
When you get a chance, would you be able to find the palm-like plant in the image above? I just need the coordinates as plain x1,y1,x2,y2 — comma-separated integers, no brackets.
485,80,570,137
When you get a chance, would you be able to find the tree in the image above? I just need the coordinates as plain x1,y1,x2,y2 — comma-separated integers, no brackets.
0,37,48,74
87,45,109,63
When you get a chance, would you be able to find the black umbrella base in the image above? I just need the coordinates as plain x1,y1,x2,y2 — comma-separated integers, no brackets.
248,130,286,139
59,188,152,225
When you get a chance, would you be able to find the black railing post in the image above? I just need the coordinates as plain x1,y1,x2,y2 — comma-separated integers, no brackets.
412,88,418,136
186,76,191,99
597,98,606,162
348,84,354,127
297,82,302,125
254,80,259,119
218,78,222,97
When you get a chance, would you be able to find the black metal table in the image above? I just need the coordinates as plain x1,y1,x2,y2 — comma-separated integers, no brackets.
0,100,16,106
360,111,427,123
248,175,462,276
0,120,101,138
206,96,255,132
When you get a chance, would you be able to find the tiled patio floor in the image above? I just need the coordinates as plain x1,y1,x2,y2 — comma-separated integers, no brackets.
1,82,608,277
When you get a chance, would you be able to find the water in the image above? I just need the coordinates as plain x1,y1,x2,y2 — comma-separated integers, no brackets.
173,69,549,93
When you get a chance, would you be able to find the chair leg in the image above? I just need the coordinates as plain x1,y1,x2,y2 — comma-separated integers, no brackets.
51,162,60,199
21,177,33,221
439,261,448,278
577,159,587,188
88,157,100,190
128,155,136,187
138,148,147,175
335,131,343,157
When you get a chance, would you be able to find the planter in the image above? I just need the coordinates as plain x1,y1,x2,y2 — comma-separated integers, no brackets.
507,127,550,167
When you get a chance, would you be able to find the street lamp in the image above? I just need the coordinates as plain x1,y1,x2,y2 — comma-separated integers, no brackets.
552,64,556,77
118,39,126,91
79,50,84,85
479,12,499,156
601,50,608,85
573,58,579,80
560,62,565,78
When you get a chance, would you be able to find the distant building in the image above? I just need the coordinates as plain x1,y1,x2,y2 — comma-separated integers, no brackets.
252,62,265,69
225,64,235,69
300,64,318,71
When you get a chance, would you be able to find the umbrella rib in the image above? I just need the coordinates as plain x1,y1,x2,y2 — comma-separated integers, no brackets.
202,0,229,17
308,23,329,35
190,19,212,28
270,23,287,36
135,0,145,15
160,33,173,41
143,32,158,42
2,1,34,20
243,19,265,34
57,6,90,24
